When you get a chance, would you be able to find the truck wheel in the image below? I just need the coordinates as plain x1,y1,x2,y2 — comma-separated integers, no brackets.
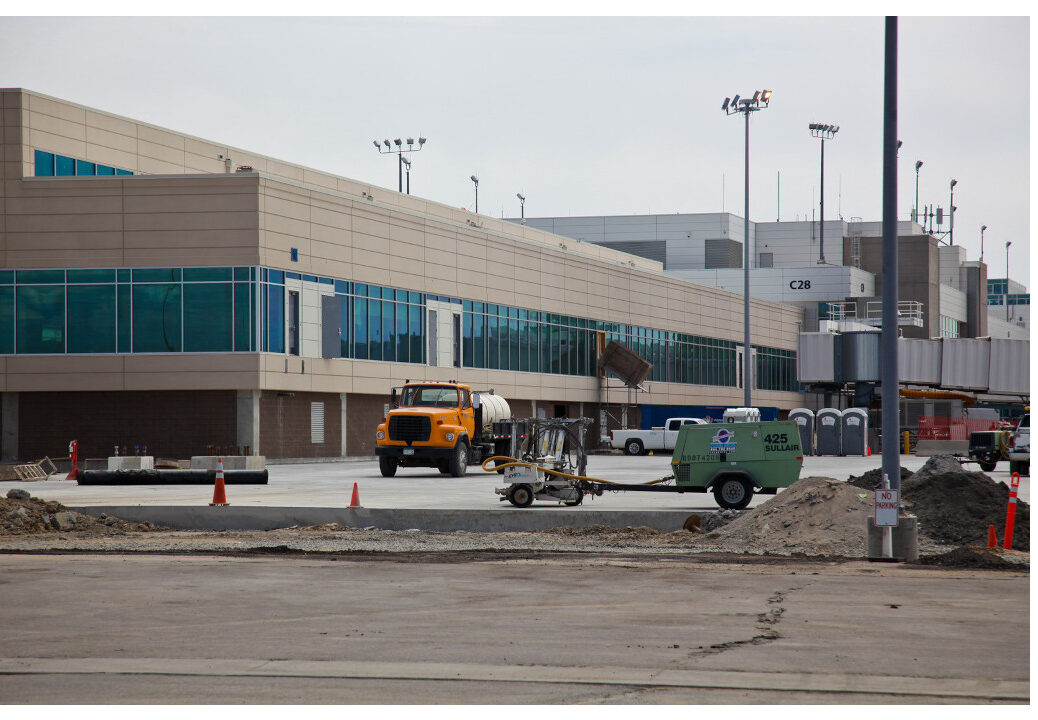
449,440,469,477
379,456,398,477
713,477,753,510
508,483,535,508
979,459,997,472
563,487,584,507
437,460,451,475
624,439,644,456
1009,460,1021,475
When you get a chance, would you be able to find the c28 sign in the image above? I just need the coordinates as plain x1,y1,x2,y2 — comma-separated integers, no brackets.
789,280,812,289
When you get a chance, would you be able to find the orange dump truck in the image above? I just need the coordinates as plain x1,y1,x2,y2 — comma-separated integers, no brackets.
375,381,512,477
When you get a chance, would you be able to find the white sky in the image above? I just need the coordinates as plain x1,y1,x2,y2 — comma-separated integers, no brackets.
0,11,1031,286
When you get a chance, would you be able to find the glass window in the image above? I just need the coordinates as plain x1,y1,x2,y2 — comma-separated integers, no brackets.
368,299,382,361
67,285,116,353
487,314,499,368
16,270,64,284
16,286,64,354
117,283,131,353
396,303,408,362
473,312,485,369
184,267,232,282
55,155,75,176
96,165,115,176
34,150,54,177
267,270,285,285
338,295,350,358
409,304,423,364
184,283,232,351
133,268,181,283
0,286,13,354
462,313,473,367
0,270,12,284
382,301,396,362
75,159,95,176
67,269,116,284
353,297,367,360
265,285,284,353
133,284,182,352
115,168,132,176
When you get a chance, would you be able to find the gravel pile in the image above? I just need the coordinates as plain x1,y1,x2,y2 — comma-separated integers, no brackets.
847,465,913,491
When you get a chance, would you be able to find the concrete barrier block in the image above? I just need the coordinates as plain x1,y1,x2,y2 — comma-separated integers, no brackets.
107,456,154,471
190,456,266,470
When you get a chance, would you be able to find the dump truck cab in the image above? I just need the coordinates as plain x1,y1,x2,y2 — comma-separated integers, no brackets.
672,420,803,509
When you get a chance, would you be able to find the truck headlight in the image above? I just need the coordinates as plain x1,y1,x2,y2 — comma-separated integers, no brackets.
376,430,385,440
445,432,455,441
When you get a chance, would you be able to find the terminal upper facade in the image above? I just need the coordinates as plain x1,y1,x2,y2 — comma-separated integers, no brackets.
0,89,803,461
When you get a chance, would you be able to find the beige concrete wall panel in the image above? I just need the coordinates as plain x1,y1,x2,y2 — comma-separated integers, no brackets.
262,212,310,239
388,239,425,264
123,354,260,374
137,158,188,175
5,373,127,392
351,212,392,242
6,249,124,267
136,124,186,151
138,140,186,166
26,109,86,141
85,125,138,154
348,264,392,288
122,372,261,391
83,146,138,172
27,128,86,159
301,168,339,191
83,109,138,138
6,211,122,234
124,210,256,232
7,230,123,251
310,205,352,231
124,229,259,250
263,159,305,183
6,194,123,215
387,271,426,292
123,192,257,215
260,188,313,221
124,248,259,266
183,136,228,161
122,176,258,194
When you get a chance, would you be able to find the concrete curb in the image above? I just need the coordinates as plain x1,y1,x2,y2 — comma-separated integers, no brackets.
69,506,704,533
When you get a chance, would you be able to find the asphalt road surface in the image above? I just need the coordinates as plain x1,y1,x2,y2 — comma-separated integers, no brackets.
0,553,1028,704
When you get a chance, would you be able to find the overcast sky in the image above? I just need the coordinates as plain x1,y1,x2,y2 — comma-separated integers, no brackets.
0,14,1030,285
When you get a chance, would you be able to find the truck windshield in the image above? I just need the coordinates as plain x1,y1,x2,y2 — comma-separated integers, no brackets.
400,385,460,408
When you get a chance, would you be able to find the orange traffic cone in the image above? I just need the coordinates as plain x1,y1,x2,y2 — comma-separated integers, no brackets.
349,482,362,508
986,524,998,548
66,439,80,481
210,457,229,506
867,446,872,457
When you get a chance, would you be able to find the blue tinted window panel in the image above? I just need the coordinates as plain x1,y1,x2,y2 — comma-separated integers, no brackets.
75,160,95,176
183,267,232,282
396,303,408,362
184,283,232,352
0,270,12,285
67,269,116,284
265,285,285,354
267,270,285,285
16,270,65,284
0,286,13,354
382,301,395,362
302,274,316,283
96,165,115,175
16,286,65,354
115,168,132,175
132,268,181,283
67,285,116,354
286,272,300,280
34,150,54,176
234,282,254,352
132,284,182,352
339,296,351,358
367,300,381,361
409,305,422,364
334,280,349,294
117,284,131,353
117,269,131,283
233,267,251,281
55,155,75,176
353,298,368,360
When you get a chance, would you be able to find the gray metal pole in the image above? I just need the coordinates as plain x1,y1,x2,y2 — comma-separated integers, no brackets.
819,138,825,263
398,153,403,193
744,108,752,408
881,16,900,495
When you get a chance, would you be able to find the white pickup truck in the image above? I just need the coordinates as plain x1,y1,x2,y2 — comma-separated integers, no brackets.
609,417,707,455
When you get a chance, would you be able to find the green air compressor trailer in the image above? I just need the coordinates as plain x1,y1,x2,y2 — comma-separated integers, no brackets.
583,420,804,510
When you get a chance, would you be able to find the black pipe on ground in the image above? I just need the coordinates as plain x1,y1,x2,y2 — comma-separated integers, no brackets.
77,469,269,485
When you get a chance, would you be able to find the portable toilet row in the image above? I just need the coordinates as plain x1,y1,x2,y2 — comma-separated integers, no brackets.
788,408,869,456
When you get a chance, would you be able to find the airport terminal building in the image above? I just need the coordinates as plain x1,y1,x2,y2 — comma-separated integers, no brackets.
0,89,804,462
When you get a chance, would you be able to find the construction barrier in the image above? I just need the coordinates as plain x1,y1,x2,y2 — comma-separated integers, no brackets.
210,457,229,506
1003,472,1021,550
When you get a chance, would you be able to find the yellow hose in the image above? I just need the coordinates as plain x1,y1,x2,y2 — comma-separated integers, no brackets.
480,455,672,486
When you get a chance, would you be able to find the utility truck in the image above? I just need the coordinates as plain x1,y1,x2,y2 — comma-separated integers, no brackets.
609,417,707,455
375,381,512,477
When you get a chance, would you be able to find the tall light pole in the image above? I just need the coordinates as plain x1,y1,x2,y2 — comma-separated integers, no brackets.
948,178,958,244
1005,241,1012,321
517,193,526,221
809,123,839,264
401,156,411,195
914,160,923,224
373,136,427,194
980,224,987,262
470,175,479,214
723,89,772,408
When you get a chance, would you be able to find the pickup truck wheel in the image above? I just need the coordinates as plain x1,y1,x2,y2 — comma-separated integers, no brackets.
379,456,398,477
713,477,753,510
449,440,469,477
624,439,645,456
508,483,535,508
979,459,997,472
437,460,450,474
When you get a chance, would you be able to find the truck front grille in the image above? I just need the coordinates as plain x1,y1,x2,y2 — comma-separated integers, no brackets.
389,416,431,442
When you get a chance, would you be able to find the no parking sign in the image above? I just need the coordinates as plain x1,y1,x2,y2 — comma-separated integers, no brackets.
875,489,899,527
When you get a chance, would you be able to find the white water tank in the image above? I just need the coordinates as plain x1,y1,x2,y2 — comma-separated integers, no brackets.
723,407,761,423
475,392,511,432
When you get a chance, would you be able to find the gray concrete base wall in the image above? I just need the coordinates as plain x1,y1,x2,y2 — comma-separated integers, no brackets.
915,440,968,456
70,506,702,533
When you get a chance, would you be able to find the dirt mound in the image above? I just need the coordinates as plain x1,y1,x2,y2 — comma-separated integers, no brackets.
917,547,1021,570
699,477,872,556
1,491,160,536
847,466,913,491
545,525,662,537
910,454,970,483
902,469,1028,551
